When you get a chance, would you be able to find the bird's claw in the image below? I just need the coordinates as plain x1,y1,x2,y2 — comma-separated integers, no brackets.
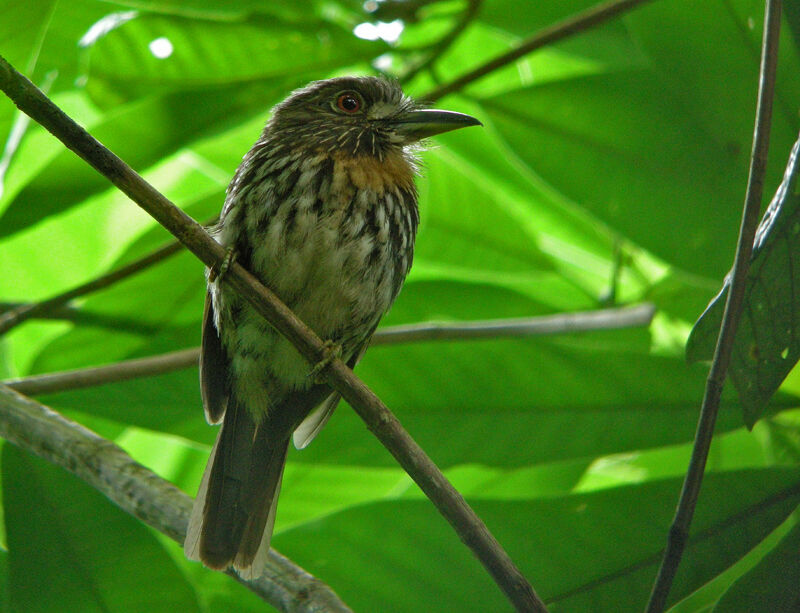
209,247,237,283
308,340,342,383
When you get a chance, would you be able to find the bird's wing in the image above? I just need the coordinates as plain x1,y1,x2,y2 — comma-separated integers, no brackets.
292,392,340,450
292,324,378,449
200,291,229,425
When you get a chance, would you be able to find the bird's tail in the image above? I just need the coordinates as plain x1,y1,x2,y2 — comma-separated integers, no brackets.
184,397,289,580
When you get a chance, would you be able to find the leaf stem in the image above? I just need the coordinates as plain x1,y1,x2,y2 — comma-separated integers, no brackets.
645,1,783,610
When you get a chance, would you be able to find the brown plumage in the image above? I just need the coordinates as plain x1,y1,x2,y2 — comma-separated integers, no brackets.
183,76,480,578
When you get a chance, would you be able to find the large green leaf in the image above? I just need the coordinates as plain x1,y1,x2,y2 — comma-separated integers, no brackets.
83,12,382,102
0,0,136,204
0,0,126,96
0,0,59,80
472,0,800,280
0,83,278,238
712,518,800,613
275,468,800,612
2,445,201,613
480,70,748,279
39,321,791,468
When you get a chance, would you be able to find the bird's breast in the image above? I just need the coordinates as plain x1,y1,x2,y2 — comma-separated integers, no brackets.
241,152,419,342
330,149,416,195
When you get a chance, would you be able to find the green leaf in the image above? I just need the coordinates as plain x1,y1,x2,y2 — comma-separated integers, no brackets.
474,0,800,280
83,12,381,102
712,518,800,613
108,0,316,20
1,10,381,239
480,70,748,278
625,0,800,154
2,445,201,613
0,0,59,79
275,468,800,612
40,319,785,467
687,136,800,427
0,84,277,239
300,330,785,468
0,0,119,92
0,0,133,160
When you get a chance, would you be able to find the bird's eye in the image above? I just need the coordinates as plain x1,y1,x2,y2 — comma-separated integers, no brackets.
336,92,362,114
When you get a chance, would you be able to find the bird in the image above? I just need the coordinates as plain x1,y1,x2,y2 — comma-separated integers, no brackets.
183,76,481,578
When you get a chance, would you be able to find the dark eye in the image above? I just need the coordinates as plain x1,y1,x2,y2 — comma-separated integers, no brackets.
336,92,362,113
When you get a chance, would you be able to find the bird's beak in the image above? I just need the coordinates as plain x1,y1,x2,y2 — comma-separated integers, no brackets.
390,109,482,141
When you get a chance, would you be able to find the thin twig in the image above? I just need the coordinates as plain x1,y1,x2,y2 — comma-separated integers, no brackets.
3,304,655,396
0,302,164,333
422,0,656,102
3,347,200,395
0,215,218,337
645,2,783,611
0,56,545,612
0,385,352,613
0,239,184,336
371,303,654,345
400,0,482,84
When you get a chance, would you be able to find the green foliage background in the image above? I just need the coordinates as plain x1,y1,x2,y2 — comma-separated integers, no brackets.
2,0,800,611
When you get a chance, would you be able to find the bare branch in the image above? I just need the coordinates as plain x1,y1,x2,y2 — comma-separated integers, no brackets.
0,385,352,613
3,348,199,395
3,304,655,396
371,303,655,345
646,1,783,610
0,55,545,611
423,0,656,102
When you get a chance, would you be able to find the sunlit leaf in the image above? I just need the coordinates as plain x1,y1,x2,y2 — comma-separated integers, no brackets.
84,12,382,102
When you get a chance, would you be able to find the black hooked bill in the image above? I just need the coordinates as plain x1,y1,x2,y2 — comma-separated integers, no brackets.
390,109,482,140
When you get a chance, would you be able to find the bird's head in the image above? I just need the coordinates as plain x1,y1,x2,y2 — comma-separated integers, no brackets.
266,76,481,159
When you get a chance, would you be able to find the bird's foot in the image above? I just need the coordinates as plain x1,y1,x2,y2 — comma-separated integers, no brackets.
308,340,342,383
209,247,237,283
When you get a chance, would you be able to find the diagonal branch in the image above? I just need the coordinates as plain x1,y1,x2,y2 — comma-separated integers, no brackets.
423,0,656,102
0,56,546,612
0,384,352,613
2,304,656,396
645,1,783,611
